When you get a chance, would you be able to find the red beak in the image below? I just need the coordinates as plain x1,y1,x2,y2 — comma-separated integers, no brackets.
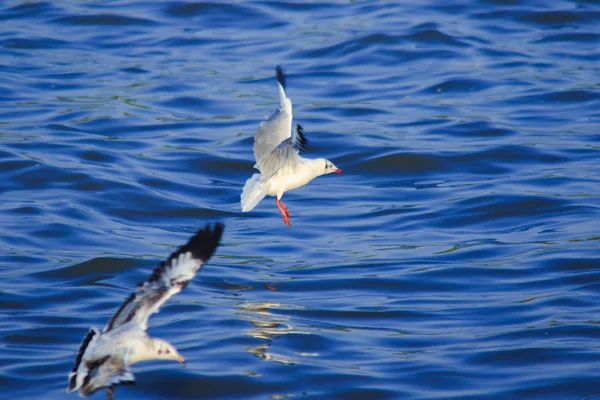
335,168,343,174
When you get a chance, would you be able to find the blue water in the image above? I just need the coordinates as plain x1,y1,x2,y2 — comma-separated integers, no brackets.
1,1,599,399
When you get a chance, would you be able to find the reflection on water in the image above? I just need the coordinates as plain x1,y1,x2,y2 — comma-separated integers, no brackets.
238,301,309,366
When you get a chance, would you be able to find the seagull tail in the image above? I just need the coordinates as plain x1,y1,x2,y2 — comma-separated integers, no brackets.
241,174,267,212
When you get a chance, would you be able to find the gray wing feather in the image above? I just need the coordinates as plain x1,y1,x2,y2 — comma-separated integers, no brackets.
259,143,302,181
78,357,134,397
253,100,292,169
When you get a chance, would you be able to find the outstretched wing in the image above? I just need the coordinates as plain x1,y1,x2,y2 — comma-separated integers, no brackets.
103,223,225,332
253,66,295,170
67,327,99,392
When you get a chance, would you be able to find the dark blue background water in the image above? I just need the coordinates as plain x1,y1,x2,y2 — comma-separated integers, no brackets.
1,1,599,399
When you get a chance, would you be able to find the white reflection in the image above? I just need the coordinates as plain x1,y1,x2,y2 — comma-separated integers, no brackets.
236,301,311,365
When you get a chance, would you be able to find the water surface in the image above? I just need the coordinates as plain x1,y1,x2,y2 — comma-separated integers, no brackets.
1,1,599,399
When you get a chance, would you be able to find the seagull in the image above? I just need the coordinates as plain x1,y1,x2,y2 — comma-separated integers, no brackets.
67,223,224,399
241,66,342,227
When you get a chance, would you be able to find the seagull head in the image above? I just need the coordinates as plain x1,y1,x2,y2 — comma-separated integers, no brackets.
322,159,343,175
153,339,186,364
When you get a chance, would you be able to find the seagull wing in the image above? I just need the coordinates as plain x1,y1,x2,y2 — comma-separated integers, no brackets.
258,124,307,180
67,327,99,392
103,223,224,332
78,355,135,397
97,365,134,393
254,66,308,171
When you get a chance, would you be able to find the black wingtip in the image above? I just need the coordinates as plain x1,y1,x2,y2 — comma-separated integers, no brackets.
295,124,308,152
186,222,225,263
275,65,285,89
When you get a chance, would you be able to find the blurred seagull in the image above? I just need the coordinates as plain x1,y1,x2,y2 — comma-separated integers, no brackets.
67,223,224,400
241,66,342,226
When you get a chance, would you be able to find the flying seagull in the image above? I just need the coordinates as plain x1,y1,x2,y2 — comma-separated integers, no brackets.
67,223,225,399
241,66,342,226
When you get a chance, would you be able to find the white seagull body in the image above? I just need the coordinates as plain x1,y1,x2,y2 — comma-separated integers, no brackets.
67,223,224,399
241,66,342,226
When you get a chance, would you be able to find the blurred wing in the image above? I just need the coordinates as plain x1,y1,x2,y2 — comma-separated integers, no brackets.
79,356,135,397
67,327,99,392
103,223,224,332
102,365,135,389
253,66,293,169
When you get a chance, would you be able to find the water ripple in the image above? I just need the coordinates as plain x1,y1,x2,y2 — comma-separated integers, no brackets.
1,0,599,399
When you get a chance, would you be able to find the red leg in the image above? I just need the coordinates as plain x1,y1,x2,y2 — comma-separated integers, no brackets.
265,283,280,292
279,200,290,218
276,199,291,226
